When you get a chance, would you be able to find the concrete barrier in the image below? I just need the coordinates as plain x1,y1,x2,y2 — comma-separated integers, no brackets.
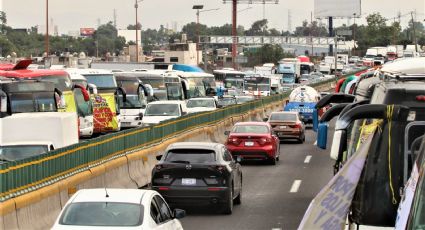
0,81,334,230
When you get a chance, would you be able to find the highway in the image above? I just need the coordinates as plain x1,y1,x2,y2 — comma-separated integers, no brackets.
181,122,336,230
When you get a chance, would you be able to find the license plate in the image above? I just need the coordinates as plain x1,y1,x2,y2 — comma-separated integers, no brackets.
280,126,287,129
245,141,254,146
182,178,196,186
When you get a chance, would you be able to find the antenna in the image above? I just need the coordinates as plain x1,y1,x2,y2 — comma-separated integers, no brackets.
104,187,109,198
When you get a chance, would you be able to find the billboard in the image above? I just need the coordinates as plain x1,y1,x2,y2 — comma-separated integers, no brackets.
314,0,361,18
80,28,95,37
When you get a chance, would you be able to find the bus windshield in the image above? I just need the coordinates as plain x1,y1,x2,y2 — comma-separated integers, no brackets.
118,80,146,109
72,79,88,88
139,78,164,89
84,74,117,89
39,75,73,91
10,92,56,113
224,79,244,88
244,77,270,91
186,76,216,98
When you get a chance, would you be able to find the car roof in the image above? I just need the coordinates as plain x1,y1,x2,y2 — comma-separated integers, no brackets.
70,189,156,204
167,142,223,151
188,97,215,100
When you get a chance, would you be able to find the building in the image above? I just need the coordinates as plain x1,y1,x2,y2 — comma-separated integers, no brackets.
163,34,202,65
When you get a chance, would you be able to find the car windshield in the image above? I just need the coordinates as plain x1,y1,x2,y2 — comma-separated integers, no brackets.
145,104,180,116
165,149,215,163
10,92,56,113
244,83,270,91
270,113,297,121
187,99,215,108
59,202,143,227
233,125,269,134
218,98,236,106
0,145,48,162
39,75,73,91
84,74,117,89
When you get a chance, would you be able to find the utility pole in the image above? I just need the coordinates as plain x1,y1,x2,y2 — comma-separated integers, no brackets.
196,8,200,65
334,35,338,78
310,11,313,56
411,11,417,52
45,0,49,56
135,0,142,62
232,0,237,69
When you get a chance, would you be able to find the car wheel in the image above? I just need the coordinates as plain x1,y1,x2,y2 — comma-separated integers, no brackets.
234,180,242,205
223,186,233,214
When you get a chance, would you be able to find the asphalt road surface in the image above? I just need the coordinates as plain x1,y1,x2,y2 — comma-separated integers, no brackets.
181,123,336,230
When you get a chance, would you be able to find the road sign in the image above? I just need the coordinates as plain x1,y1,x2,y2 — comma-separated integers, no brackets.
336,29,352,36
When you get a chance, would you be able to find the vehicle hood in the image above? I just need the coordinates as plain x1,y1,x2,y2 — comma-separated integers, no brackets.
187,107,216,113
142,115,178,124
51,225,141,230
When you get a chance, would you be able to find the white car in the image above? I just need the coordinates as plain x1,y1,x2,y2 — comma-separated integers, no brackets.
186,97,218,114
142,100,187,126
51,188,185,230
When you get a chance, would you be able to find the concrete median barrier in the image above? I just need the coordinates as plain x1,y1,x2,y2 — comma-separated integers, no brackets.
0,80,335,230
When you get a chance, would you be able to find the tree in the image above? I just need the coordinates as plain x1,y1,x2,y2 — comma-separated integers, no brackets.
246,19,268,36
245,44,291,66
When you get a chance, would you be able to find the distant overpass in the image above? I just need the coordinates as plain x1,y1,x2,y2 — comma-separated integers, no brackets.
200,35,346,46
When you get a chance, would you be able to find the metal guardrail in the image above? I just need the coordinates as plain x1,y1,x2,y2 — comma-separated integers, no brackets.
200,35,346,46
0,69,364,201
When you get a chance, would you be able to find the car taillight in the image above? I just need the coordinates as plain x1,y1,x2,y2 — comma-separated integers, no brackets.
228,137,241,145
155,164,168,171
416,95,425,101
259,137,272,145
209,165,226,173
204,178,219,185
290,123,302,129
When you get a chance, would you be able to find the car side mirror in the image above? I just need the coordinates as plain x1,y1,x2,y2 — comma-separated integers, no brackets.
224,130,230,136
217,104,223,108
173,209,186,219
181,111,187,116
156,155,163,161
263,117,268,122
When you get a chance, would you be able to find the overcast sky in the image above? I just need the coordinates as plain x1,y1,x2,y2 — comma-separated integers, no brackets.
2,0,424,34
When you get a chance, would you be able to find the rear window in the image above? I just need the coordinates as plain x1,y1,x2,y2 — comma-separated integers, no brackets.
59,202,143,226
165,149,216,163
270,113,297,121
233,125,269,134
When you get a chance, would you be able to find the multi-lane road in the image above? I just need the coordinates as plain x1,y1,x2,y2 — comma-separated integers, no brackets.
181,123,336,230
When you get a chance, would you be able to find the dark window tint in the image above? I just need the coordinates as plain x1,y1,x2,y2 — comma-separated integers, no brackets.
270,113,297,121
223,150,233,162
84,74,117,88
153,196,172,222
0,145,48,161
150,200,162,224
59,202,143,226
165,149,216,163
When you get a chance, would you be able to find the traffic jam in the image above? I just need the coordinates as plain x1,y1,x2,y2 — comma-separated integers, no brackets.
1,1,425,230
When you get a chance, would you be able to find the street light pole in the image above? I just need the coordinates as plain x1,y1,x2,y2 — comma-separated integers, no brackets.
135,0,142,62
196,9,200,65
45,0,49,56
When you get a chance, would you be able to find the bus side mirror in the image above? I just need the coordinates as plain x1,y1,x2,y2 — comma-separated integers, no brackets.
143,84,154,97
117,87,127,102
285,100,289,105
74,84,90,102
88,83,98,95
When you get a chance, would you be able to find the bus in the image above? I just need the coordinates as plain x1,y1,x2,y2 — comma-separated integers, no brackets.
114,74,152,128
213,69,245,95
176,71,217,99
76,69,125,133
243,74,271,97
119,70,184,101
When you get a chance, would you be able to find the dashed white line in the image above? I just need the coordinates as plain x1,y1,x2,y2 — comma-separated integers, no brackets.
304,155,312,164
289,180,302,193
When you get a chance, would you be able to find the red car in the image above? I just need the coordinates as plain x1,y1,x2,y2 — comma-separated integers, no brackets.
225,122,280,165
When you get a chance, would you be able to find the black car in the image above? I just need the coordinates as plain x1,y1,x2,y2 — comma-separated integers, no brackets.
151,142,242,214
217,96,237,107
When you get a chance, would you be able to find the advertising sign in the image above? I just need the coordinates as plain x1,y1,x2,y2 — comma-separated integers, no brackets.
314,0,361,19
80,28,95,37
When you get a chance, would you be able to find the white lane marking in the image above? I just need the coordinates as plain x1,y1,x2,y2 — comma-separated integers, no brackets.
304,155,312,164
289,180,302,193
